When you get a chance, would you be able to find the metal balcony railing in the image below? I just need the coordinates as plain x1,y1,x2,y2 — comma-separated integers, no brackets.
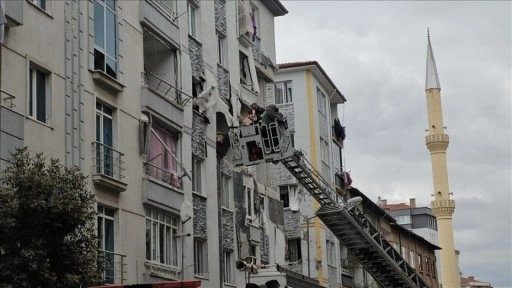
100,250,127,284
144,162,182,190
92,142,125,181
142,72,193,107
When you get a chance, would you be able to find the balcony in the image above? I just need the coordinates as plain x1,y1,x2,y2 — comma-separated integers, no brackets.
100,250,127,285
5,0,23,27
142,72,191,125
140,0,180,48
92,142,127,192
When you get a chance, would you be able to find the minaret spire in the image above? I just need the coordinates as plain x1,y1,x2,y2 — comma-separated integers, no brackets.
424,32,460,288
426,29,441,90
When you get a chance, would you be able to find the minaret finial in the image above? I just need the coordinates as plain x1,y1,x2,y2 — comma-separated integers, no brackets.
427,27,430,39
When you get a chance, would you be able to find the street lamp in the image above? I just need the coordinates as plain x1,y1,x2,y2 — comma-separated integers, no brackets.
303,215,317,279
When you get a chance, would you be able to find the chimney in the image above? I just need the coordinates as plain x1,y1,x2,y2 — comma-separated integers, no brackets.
469,276,475,281
409,198,416,208
382,199,387,206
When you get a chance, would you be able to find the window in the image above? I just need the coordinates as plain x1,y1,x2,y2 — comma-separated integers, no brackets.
418,254,423,272
94,0,117,78
410,250,415,268
280,185,297,209
320,137,329,164
326,240,335,266
194,238,208,277
246,186,254,222
425,257,430,275
248,244,257,264
97,205,115,284
146,123,180,188
145,207,179,267
30,0,47,10
96,102,114,177
286,239,301,262
396,215,412,225
217,33,226,65
28,66,48,123
221,173,232,208
249,3,259,39
188,1,198,38
151,0,176,19
192,155,203,194
317,87,326,115
223,250,234,284
290,131,295,148
239,52,252,87
274,81,292,104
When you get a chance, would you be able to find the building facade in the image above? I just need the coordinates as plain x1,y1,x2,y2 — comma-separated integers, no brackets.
269,61,348,287
0,0,295,287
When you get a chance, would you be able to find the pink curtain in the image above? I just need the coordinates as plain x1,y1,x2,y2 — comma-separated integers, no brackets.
148,124,179,188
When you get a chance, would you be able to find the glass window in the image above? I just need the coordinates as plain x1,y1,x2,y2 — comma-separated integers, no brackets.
188,2,197,38
98,205,115,284
320,137,329,163
96,102,114,177
31,0,47,10
221,174,231,208
94,0,117,78
286,239,301,262
192,155,203,194
145,207,179,267
223,250,234,284
28,67,48,123
396,215,412,225
146,123,180,188
317,87,326,115
194,238,208,277
217,33,225,65
274,81,292,104
326,240,335,265
246,186,254,222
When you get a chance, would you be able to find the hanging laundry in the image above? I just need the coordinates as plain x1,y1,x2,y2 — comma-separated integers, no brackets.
344,171,352,186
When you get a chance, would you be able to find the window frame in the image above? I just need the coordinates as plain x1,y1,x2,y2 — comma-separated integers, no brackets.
192,155,203,194
97,205,116,284
28,65,50,124
326,240,335,266
279,184,297,209
317,87,326,115
194,237,209,278
216,32,226,66
320,137,330,164
274,81,292,104
245,185,254,223
29,0,48,11
223,250,234,284
145,206,180,268
93,0,118,79
146,122,181,188
396,215,412,225
221,173,232,209
187,1,198,39
286,238,301,262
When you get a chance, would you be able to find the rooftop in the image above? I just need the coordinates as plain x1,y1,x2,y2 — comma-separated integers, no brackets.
278,61,347,103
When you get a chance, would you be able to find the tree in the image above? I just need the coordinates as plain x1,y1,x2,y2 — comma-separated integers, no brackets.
0,148,103,287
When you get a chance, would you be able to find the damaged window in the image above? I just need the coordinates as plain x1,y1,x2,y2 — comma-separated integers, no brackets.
239,52,252,87
146,123,180,188
286,239,301,262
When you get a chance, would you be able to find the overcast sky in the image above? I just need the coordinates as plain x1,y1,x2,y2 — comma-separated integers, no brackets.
275,1,511,286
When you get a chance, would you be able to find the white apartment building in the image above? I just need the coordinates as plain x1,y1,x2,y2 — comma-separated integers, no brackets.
269,61,348,287
0,0,297,287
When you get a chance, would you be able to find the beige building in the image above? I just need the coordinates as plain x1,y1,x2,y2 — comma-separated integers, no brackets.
0,0,296,287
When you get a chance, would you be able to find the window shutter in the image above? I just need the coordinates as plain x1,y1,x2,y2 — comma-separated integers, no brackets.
265,83,274,105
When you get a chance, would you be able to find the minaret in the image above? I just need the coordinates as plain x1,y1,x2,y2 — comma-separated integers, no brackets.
424,30,460,288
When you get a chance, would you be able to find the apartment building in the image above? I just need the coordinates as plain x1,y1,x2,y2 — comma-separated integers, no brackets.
347,188,441,288
268,61,348,287
0,0,292,287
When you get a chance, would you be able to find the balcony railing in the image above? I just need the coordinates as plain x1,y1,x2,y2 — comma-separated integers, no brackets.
144,162,182,190
92,142,125,181
100,250,127,284
142,72,192,107
149,0,177,22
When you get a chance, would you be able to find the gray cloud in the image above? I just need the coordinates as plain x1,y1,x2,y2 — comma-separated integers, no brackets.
276,1,511,286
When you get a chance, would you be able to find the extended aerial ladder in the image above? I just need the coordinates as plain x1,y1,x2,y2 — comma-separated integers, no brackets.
229,121,428,288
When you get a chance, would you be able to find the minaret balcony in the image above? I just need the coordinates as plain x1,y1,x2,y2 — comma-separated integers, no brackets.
431,199,455,216
425,133,449,151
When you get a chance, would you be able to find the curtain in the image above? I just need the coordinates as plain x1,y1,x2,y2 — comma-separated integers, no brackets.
148,124,179,188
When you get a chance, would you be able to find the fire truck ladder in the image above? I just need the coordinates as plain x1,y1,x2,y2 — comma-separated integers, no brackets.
280,150,428,288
